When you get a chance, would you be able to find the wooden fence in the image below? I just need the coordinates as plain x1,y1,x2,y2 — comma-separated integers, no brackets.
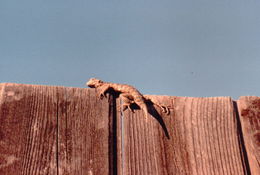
0,83,259,175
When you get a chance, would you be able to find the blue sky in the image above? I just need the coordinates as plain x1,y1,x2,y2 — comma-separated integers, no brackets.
1,0,260,99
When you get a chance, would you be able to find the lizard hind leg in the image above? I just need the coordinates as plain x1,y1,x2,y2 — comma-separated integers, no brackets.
143,95,170,115
120,94,135,113
154,103,170,115
122,103,134,113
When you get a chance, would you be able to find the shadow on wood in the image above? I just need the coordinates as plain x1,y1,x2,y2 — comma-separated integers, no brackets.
0,83,259,175
238,97,260,175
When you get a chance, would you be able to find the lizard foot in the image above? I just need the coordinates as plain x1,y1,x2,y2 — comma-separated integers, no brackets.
98,92,107,99
122,104,135,113
162,106,170,115
156,104,170,115
117,106,130,114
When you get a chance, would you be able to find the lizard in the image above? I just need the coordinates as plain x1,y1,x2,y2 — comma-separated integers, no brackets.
86,78,170,119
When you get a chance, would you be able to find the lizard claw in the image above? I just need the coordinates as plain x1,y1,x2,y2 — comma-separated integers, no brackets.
99,94,104,99
99,92,107,99
128,105,135,113
149,100,171,115
160,105,170,115
122,104,135,113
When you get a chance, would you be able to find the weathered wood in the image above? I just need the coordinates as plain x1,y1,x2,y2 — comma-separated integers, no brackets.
118,96,249,175
237,96,260,175
0,83,114,175
1,83,257,174
58,87,114,175
0,83,58,174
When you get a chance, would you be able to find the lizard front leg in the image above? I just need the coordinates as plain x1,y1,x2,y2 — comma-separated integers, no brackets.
97,84,110,99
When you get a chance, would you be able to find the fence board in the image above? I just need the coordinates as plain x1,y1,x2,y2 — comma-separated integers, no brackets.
237,96,260,175
0,83,58,175
0,83,114,175
58,87,114,175
0,83,257,174
118,96,249,175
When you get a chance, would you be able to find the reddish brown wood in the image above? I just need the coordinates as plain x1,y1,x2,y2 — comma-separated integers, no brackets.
118,96,249,175
0,83,58,174
58,87,114,175
0,83,113,175
237,96,260,175
0,83,256,175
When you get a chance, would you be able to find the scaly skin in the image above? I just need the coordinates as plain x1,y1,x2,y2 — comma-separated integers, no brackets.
86,78,169,119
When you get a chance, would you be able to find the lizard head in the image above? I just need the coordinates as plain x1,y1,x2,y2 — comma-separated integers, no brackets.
86,78,104,88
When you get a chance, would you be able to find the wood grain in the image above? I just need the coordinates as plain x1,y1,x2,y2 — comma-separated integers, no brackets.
0,83,114,175
237,96,260,175
58,87,114,175
0,83,256,174
0,83,58,175
118,96,249,175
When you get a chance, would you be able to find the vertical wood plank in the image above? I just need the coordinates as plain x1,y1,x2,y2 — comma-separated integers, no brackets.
237,96,260,175
0,83,58,175
58,87,114,175
0,82,254,175
118,96,249,175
